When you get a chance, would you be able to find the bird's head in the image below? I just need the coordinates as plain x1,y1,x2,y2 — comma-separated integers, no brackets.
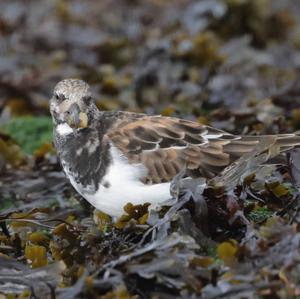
50,79,97,129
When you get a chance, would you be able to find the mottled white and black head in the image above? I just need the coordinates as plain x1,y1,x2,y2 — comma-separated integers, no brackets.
50,79,98,129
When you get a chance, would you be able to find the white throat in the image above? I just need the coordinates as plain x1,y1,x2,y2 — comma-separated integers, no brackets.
56,123,74,136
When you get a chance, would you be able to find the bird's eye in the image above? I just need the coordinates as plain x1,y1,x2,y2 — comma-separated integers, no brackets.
82,95,92,105
55,93,65,102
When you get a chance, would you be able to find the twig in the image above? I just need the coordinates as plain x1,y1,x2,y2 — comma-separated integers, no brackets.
0,218,55,229
208,281,282,299
137,191,192,246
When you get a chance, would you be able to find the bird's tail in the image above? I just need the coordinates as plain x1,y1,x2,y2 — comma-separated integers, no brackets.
222,133,300,160
209,132,300,188
272,133,300,152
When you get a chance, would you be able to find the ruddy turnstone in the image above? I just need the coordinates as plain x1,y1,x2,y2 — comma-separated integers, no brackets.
50,79,300,217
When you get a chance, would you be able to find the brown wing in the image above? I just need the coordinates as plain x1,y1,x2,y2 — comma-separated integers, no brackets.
106,115,260,183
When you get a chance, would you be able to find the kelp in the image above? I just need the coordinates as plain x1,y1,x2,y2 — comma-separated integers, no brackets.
1,0,300,298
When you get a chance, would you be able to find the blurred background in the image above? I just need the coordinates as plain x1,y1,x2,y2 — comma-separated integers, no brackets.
1,0,300,156
2,2,300,296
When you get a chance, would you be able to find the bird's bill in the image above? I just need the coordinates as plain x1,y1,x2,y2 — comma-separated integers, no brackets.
65,103,88,129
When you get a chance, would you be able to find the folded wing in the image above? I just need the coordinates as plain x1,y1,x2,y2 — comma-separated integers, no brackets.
106,115,262,183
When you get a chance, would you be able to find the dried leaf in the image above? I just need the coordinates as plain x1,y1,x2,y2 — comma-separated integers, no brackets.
0,133,24,167
24,244,48,268
28,232,50,246
115,203,150,229
217,240,238,267
266,182,289,197
93,210,112,231
189,256,214,268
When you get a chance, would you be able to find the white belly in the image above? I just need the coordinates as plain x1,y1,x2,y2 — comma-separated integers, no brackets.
86,180,171,217
66,146,171,217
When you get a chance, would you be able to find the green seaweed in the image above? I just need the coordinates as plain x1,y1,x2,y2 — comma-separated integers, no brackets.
248,207,273,223
0,116,53,154
0,197,15,212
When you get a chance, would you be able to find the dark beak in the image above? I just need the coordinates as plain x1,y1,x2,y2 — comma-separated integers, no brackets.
65,103,81,128
65,103,89,129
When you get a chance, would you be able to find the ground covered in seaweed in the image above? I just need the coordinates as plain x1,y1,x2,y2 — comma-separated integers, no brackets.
1,0,300,298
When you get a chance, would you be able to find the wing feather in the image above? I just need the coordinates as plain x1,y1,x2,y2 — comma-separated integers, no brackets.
106,115,259,183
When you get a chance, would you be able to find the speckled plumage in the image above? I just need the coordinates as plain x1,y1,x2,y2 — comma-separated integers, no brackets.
50,79,300,216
